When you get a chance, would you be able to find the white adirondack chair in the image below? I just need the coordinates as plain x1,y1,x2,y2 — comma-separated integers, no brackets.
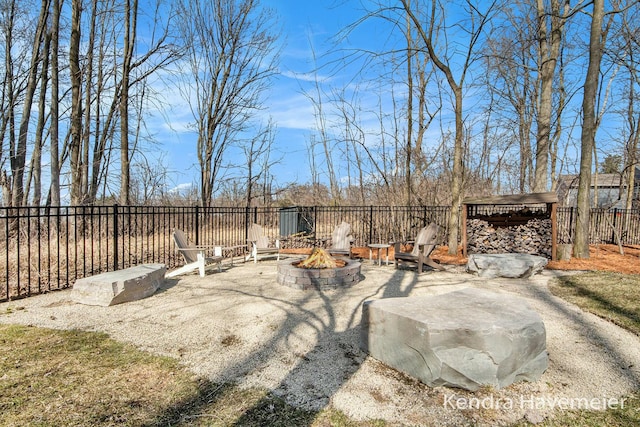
246,223,280,263
166,229,223,278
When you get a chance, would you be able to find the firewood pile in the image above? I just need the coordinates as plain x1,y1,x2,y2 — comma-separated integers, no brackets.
467,218,553,258
296,248,346,269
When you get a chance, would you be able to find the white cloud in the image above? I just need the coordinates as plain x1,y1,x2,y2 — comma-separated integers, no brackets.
168,183,194,193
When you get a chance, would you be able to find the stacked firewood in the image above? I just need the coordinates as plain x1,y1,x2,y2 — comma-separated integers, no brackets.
467,218,553,258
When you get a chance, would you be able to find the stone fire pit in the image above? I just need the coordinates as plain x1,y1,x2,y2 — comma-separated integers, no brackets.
277,249,361,291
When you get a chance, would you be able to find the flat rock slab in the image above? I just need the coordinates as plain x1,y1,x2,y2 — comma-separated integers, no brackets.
361,288,548,391
466,253,548,278
72,264,166,307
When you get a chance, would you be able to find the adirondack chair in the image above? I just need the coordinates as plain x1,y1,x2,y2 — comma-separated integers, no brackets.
246,223,280,263
327,221,354,258
393,222,444,273
166,229,223,278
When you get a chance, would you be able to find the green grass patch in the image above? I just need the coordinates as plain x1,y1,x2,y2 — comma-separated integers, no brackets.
548,272,640,336
0,324,383,426
544,271,640,426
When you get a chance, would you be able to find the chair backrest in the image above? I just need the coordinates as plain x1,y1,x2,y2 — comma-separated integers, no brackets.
173,229,199,264
247,223,270,249
331,221,353,251
412,222,439,257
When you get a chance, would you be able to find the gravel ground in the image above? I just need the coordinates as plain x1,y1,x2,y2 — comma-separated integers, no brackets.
1,258,639,426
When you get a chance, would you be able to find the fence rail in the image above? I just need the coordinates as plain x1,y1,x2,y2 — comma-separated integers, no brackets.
1,205,638,302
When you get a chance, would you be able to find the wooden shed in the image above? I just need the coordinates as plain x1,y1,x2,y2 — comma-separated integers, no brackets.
462,192,559,261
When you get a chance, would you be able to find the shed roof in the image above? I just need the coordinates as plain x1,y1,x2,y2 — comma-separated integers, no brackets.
558,167,640,189
463,192,558,205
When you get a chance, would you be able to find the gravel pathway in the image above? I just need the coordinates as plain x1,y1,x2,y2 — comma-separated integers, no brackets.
1,260,639,426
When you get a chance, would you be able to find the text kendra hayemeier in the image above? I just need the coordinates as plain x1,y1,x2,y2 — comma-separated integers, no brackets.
443,394,626,411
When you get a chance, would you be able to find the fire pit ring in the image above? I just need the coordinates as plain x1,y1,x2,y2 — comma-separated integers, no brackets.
277,258,362,291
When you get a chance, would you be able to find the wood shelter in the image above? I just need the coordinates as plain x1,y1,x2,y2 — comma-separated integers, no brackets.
462,192,559,260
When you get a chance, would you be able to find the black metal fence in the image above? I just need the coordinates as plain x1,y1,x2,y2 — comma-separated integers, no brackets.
1,204,638,302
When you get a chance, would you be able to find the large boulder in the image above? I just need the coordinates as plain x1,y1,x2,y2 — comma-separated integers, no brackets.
466,253,548,278
361,288,548,391
72,264,166,307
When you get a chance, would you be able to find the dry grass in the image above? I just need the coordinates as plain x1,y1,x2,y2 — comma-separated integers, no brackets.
0,324,201,426
0,324,384,427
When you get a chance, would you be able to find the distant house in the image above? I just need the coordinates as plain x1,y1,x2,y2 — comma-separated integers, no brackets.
556,166,640,209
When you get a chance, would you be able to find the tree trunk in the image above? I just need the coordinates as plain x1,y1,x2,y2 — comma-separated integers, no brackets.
49,0,61,207
447,87,464,254
119,0,138,205
12,0,49,207
533,0,564,192
69,0,84,205
401,0,492,255
30,32,51,206
574,0,605,259
405,1,413,205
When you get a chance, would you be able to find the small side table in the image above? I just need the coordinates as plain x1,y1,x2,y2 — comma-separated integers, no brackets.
368,243,391,266
216,245,248,265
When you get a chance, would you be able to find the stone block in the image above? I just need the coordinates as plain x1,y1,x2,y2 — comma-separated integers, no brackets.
466,253,548,278
361,288,548,391
72,264,166,307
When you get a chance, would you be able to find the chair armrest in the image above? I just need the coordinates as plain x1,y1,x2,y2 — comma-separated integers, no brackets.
177,245,221,255
190,244,221,250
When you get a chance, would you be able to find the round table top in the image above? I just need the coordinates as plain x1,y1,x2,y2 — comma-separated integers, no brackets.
368,243,391,248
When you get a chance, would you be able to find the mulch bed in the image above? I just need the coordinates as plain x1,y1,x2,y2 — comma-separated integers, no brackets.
284,244,640,275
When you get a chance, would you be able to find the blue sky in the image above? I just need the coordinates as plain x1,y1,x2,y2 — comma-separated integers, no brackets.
156,1,371,194
152,0,626,198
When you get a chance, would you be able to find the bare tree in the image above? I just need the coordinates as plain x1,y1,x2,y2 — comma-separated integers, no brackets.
130,153,172,204
533,0,568,192
49,0,61,207
303,43,341,202
119,0,137,205
484,2,538,192
11,0,49,207
402,0,496,254
27,30,51,206
68,0,84,205
241,119,277,207
614,4,640,210
574,0,605,258
176,0,280,207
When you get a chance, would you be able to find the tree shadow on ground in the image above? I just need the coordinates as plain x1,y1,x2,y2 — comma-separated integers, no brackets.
523,275,640,390
146,267,640,426
143,263,428,426
553,275,640,329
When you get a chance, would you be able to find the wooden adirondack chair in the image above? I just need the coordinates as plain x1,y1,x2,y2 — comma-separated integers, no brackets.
327,221,354,258
166,229,223,278
246,223,280,263
393,222,444,273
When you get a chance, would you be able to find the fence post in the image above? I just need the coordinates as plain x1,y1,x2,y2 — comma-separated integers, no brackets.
113,204,119,271
369,205,373,244
569,207,575,243
245,206,250,242
195,205,200,245
611,208,618,244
